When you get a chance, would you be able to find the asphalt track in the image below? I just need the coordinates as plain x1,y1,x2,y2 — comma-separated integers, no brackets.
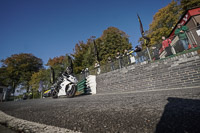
0,87,200,133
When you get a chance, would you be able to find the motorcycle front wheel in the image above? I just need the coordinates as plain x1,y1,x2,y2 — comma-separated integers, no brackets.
66,84,77,98
51,89,58,98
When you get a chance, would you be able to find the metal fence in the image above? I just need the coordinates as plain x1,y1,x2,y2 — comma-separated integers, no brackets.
75,26,200,81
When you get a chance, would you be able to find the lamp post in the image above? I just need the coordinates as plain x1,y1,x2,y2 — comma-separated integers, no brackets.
137,14,152,61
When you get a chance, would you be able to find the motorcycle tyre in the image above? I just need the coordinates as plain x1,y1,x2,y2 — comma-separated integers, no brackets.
66,84,77,98
51,89,58,99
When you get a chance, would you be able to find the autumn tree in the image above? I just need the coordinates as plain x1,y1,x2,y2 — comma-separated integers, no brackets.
72,38,96,74
97,27,132,63
29,69,50,98
0,67,9,86
147,0,180,45
1,53,43,93
179,0,200,12
72,27,132,74
46,54,72,79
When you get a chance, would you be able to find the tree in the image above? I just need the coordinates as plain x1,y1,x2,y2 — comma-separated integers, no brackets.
46,56,65,67
29,69,50,98
1,53,43,93
72,27,132,74
72,38,96,74
147,0,180,45
0,67,9,86
46,54,72,79
99,27,132,62
179,0,200,12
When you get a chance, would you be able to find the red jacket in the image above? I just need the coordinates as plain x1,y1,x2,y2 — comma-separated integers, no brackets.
162,39,171,49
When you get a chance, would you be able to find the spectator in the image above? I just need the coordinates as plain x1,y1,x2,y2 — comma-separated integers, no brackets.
134,45,143,63
152,46,160,61
123,49,128,57
123,49,131,65
116,52,123,69
162,36,173,57
175,23,189,50
128,50,135,64
95,61,100,75
81,69,85,79
85,68,89,77
108,56,114,71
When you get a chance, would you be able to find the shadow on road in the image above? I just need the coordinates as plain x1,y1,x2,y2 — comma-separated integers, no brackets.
0,124,16,133
155,97,200,133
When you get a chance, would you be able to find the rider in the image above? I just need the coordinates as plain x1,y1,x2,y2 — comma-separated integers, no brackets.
64,67,73,76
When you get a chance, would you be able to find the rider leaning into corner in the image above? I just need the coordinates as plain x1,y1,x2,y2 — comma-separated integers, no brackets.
51,55,78,98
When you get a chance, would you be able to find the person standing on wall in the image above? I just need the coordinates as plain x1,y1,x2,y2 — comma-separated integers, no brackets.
116,52,123,69
108,56,114,71
162,36,173,57
95,61,100,75
134,45,143,63
175,23,189,50
123,49,130,66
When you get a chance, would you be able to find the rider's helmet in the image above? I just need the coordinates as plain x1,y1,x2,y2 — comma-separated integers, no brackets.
65,67,72,75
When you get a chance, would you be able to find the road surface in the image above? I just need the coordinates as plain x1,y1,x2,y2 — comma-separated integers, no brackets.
0,87,200,133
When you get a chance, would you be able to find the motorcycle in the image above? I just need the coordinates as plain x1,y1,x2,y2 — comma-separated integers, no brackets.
51,70,78,98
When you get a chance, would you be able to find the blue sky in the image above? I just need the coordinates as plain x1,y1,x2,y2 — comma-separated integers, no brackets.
0,0,172,66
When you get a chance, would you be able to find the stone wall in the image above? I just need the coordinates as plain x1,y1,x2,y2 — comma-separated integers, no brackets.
96,50,200,94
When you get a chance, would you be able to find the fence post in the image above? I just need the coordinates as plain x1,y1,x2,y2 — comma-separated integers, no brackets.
147,47,152,61
189,31,197,47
